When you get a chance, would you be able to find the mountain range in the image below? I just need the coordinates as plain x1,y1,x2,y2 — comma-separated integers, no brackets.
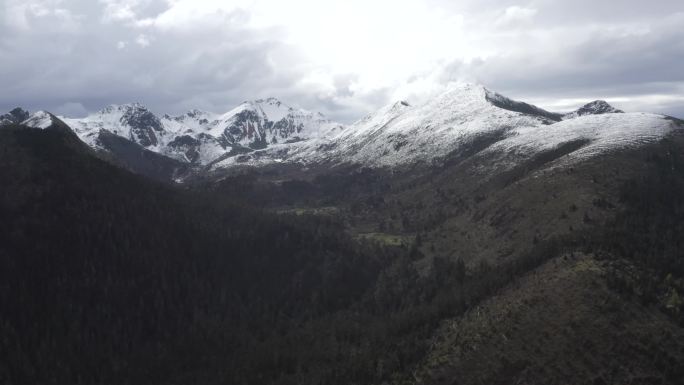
2,83,684,385
3,83,675,181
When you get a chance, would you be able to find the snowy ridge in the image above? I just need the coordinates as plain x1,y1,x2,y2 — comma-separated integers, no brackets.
3,84,678,175
489,112,675,168
63,103,167,150
214,84,557,168
23,111,56,129
562,100,624,120
208,98,340,146
211,83,678,171
56,98,341,165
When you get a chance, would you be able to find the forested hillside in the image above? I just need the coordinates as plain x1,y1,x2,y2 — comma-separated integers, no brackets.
0,125,385,384
1,124,684,385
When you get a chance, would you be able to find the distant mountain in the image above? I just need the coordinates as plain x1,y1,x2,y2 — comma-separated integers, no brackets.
20,110,80,136
57,98,341,166
14,110,189,182
3,87,684,385
0,107,29,125
1,85,671,180
563,100,624,119
218,84,672,170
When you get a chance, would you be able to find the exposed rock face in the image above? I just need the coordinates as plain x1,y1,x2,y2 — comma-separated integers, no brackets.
167,135,202,163
118,104,165,147
48,98,340,165
0,108,30,126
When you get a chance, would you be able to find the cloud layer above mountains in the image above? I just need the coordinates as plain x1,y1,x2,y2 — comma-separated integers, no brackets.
1,0,683,122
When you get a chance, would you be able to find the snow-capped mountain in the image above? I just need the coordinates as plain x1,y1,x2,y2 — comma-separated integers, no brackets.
562,100,624,120
2,84,680,178
213,83,675,170
0,107,30,126
208,97,337,146
62,103,166,149
22,111,57,129
20,110,75,134
56,98,341,165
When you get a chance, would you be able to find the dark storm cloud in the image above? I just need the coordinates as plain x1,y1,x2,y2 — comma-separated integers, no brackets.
0,0,682,123
0,0,310,118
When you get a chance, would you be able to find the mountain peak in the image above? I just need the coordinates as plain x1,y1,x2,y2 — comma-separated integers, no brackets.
578,100,623,114
22,111,74,134
185,108,208,117
391,100,411,108
238,97,290,111
446,82,487,92
98,102,149,115
254,97,284,105
23,111,57,129
0,107,31,125
436,83,490,104
563,100,624,119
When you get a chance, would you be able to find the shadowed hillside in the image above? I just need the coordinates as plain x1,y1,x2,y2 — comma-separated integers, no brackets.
1,121,684,384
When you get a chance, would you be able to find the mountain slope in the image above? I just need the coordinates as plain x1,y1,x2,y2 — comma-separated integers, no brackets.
59,98,341,167
211,84,669,170
0,124,387,385
3,85,650,177
2,99,684,385
2,84,640,175
196,119,684,384
416,255,684,385
487,112,675,170
16,111,190,182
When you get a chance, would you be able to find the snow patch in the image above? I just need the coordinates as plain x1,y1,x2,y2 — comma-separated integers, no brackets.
22,111,54,129
490,112,675,167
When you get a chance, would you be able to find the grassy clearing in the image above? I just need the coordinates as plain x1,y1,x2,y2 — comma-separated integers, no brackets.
354,232,410,247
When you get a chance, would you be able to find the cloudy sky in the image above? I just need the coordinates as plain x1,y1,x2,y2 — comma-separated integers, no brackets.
1,0,683,122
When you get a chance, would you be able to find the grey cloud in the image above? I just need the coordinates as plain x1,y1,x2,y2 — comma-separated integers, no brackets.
52,102,89,117
0,0,682,123
446,11,684,117
0,1,332,118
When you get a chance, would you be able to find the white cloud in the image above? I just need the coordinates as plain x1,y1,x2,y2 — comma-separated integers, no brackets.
3,0,82,31
99,0,139,22
53,102,88,117
495,5,538,27
135,34,150,47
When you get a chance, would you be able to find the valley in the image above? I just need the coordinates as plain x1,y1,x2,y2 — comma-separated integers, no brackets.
1,85,684,384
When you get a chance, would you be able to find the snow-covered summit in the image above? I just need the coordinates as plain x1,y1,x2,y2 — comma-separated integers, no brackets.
212,83,680,171
52,98,341,165
286,83,558,166
19,111,76,136
23,111,58,129
62,103,166,149
208,97,340,145
563,100,623,120
3,84,678,175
